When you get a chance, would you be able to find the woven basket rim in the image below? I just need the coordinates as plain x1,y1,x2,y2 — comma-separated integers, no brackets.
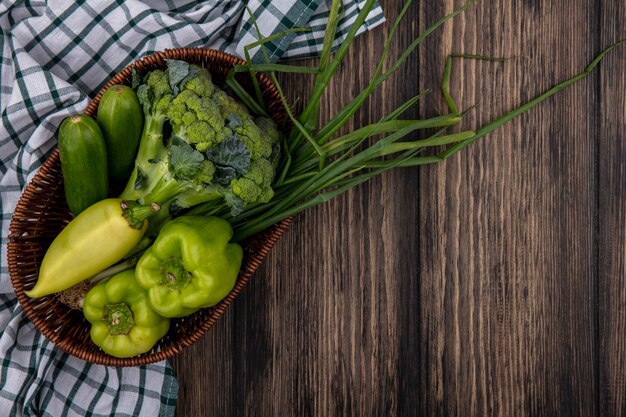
7,47,291,367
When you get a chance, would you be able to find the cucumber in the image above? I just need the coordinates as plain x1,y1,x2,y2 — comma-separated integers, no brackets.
58,115,108,215
96,85,143,182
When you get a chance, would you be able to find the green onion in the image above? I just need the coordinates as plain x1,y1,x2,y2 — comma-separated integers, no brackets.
218,0,625,242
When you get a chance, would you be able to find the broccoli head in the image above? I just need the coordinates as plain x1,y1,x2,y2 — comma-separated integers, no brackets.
167,75,280,159
120,59,282,230
165,62,282,209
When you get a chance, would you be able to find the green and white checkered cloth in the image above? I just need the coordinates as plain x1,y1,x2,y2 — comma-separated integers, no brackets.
0,1,384,416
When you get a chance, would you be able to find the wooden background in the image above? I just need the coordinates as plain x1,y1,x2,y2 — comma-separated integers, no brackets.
171,0,626,415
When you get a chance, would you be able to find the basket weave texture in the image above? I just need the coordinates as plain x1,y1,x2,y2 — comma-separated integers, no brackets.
7,48,291,367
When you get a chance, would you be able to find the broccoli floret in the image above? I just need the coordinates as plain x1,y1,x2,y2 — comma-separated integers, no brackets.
184,69,214,96
197,160,216,184
187,121,216,150
169,89,223,151
256,117,281,145
145,70,171,97
119,59,281,235
234,118,270,159
230,159,275,203
212,90,249,120
135,69,172,120
181,111,197,126
256,117,282,166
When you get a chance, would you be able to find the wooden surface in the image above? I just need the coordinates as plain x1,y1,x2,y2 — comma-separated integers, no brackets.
170,1,626,415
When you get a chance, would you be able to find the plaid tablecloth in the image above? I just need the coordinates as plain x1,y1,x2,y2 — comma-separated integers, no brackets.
0,1,383,416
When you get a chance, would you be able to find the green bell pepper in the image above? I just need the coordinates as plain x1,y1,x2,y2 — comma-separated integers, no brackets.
135,216,243,318
83,269,170,358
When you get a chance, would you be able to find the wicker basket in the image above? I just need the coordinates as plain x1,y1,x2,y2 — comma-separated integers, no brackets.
7,48,291,367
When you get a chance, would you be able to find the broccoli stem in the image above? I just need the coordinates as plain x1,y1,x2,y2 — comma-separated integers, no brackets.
119,116,168,201
118,109,231,236
139,175,189,206
142,189,225,236
138,178,192,236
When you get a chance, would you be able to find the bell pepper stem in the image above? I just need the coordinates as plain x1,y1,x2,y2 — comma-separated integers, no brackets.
160,258,192,291
105,303,135,335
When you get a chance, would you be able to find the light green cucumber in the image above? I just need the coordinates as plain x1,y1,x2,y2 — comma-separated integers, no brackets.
97,85,144,182
58,114,108,215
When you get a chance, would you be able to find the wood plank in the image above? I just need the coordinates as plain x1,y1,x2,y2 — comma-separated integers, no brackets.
223,3,423,414
172,2,422,415
170,304,238,416
598,0,626,414
417,1,599,416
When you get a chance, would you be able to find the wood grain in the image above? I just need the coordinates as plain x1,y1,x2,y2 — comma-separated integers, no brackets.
418,1,600,416
599,0,626,415
170,1,625,416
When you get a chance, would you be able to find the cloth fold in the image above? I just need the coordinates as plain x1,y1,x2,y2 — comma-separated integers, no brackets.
0,1,383,416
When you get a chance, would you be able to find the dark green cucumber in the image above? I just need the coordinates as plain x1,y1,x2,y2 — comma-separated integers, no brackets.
97,85,143,182
58,115,108,215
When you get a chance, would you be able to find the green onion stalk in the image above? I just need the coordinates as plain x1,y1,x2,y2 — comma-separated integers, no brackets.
190,0,624,242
